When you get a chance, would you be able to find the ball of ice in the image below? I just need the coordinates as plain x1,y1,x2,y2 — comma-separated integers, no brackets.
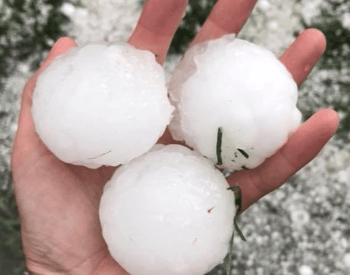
32,43,173,168
99,144,235,275
298,265,314,275
169,34,301,171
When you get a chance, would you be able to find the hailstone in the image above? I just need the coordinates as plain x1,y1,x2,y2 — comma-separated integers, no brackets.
32,43,173,168
99,144,235,275
169,34,301,171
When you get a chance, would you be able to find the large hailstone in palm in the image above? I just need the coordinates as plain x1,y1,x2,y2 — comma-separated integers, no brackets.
169,34,301,171
99,144,235,275
32,43,173,168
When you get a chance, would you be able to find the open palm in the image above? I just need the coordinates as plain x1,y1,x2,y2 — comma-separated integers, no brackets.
11,0,339,274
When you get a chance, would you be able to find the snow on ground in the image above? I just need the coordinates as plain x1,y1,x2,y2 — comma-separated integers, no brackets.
0,71,27,189
60,0,141,45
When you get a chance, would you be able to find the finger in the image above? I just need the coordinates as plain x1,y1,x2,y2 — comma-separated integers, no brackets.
161,0,257,144
23,37,78,102
280,28,326,85
12,37,77,170
42,37,77,68
190,0,258,46
128,0,188,64
228,108,339,212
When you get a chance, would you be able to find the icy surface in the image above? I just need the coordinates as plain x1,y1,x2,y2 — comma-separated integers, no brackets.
169,34,301,171
99,145,235,275
32,42,173,168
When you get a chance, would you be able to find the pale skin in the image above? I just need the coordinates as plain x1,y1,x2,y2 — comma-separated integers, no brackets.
11,0,339,274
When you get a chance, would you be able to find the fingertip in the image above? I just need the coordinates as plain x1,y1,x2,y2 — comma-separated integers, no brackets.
314,108,340,135
299,28,327,56
50,36,78,56
41,37,77,68
280,28,327,85
295,108,339,155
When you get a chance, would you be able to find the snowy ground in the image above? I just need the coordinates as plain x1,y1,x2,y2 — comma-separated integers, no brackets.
1,0,350,274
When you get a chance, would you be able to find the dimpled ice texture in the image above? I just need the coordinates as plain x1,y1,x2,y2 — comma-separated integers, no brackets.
99,144,235,275
32,43,173,168
168,34,301,171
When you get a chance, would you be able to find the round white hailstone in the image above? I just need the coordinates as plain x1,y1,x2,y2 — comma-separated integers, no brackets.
298,265,314,275
32,43,173,168
99,144,235,275
343,253,350,268
291,209,310,228
169,34,301,171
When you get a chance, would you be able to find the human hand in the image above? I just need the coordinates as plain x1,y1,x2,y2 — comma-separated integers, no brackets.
11,38,124,274
11,0,339,274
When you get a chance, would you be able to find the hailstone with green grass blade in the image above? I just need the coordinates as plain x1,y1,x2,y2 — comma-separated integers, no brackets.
32,43,173,168
169,34,301,171
99,144,235,275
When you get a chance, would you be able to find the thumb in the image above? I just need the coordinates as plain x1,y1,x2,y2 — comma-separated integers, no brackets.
11,37,77,171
